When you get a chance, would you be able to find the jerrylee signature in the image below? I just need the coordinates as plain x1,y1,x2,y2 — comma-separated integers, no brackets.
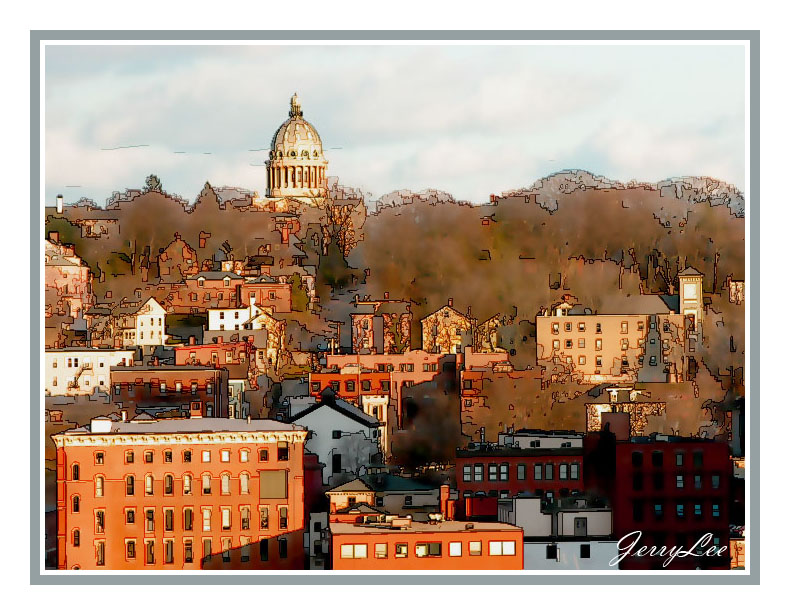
609,531,728,568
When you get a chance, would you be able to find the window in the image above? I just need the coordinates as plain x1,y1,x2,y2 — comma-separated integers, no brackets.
259,448,269,462
221,450,230,463
341,544,368,559
559,464,568,480
143,508,155,532
71,464,80,481
221,473,231,495
259,506,269,530
579,356,586,365
202,508,211,532
95,476,104,497
395,543,408,558
564,322,572,332
404,495,413,506
595,339,602,351
621,321,628,334
415,542,441,558
632,451,643,467
676,452,684,466
345,380,356,392
565,339,573,349
184,540,193,564
545,464,554,480
126,509,135,524
96,541,106,567
375,543,388,559
183,473,192,495
676,503,685,519
240,450,249,463
578,338,585,348
126,540,136,560
694,474,702,489
95,510,105,534
240,472,250,494
259,539,269,562
95,452,104,465
693,451,704,468
160,382,167,393
534,464,543,480
165,509,174,531
500,463,509,481
164,474,174,495
580,544,591,559
595,323,602,334
676,474,684,488
517,464,526,480
546,545,558,560
332,430,342,440
222,508,231,531
279,506,288,530
241,506,251,531
72,495,80,513
712,474,721,489
489,541,516,556
144,451,153,463
652,451,664,467
277,442,289,461
552,340,560,351
145,474,154,495
488,463,498,481
474,464,484,482
570,463,580,480
184,507,193,531
694,503,702,518
463,465,472,482
164,451,173,463
203,538,212,562
202,474,212,495
654,503,664,519
552,323,559,335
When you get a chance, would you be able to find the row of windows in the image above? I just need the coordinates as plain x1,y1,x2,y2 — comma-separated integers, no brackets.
631,451,707,468
312,380,391,393
462,462,580,483
80,444,286,469
70,471,268,500
71,504,287,536
632,501,723,521
632,472,722,491
550,321,643,334
115,382,213,394
84,535,288,566
339,540,517,560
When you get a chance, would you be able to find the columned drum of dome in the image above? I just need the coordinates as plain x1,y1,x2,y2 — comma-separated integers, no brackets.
265,93,328,201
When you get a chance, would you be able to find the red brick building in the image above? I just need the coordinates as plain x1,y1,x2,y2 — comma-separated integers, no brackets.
164,272,244,314
308,371,393,404
174,339,252,370
110,366,229,418
330,518,523,570
51,415,308,570
239,276,292,314
612,436,731,570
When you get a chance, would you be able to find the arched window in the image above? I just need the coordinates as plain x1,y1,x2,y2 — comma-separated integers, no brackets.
202,473,211,495
183,473,192,495
145,474,154,495
221,473,231,495
72,495,80,513
240,472,250,495
259,448,268,462
71,464,80,481
95,476,104,497
72,529,80,547
126,475,135,496
164,474,174,495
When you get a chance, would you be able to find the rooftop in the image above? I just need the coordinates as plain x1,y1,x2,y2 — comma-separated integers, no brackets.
59,417,305,436
330,520,521,535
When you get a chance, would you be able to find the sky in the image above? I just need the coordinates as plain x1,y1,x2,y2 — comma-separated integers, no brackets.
44,44,746,206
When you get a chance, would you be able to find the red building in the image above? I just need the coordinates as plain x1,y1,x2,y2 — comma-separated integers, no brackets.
456,444,584,519
51,415,308,570
164,272,244,314
612,435,731,570
330,517,523,570
174,339,252,369
308,371,392,404
110,365,229,418
239,276,292,314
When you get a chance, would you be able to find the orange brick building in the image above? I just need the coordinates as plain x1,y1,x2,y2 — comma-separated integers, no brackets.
52,415,308,570
330,518,523,570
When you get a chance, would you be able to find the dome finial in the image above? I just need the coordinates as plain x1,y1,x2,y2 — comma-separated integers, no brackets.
289,92,302,118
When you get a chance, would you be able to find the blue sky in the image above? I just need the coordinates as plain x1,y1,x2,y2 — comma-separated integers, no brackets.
45,44,745,206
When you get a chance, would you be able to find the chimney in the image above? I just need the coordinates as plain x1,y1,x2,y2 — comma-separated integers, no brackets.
56,194,63,214
188,335,196,346
448,297,453,308
121,410,128,422
384,291,389,300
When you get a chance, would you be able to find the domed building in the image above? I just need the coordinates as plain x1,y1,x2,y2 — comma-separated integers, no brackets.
266,93,328,201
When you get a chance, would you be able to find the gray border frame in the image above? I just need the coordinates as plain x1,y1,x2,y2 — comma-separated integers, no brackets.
30,29,759,585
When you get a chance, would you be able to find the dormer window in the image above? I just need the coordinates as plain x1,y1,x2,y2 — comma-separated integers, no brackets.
198,278,205,287
223,278,230,287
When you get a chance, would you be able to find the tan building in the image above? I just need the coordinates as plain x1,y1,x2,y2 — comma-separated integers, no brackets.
536,296,691,384
678,267,704,331
421,299,475,354
265,93,328,202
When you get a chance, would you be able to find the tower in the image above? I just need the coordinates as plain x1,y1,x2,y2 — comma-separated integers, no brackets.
265,93,328,202
678,267,704,331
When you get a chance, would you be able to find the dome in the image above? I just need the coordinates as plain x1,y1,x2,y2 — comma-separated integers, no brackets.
269,93,325,163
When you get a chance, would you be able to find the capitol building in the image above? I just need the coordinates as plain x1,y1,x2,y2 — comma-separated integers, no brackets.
265,93,328,203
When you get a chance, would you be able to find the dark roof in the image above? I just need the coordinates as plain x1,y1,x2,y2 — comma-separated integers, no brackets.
678,266,703,276
457,446,583,458
246,275,279,284
187,272,242,280
285,388,379,428
660,294,680,313
363,474,439,493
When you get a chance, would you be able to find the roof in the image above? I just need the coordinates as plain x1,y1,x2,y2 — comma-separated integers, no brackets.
327,478,373,494
285,389,380,428
334,503,384,515
110,365,224,372
457,446,583,458
678,266,703,276
329,520,521,535
596,293,675,315
187,272,242,281
58,417,305,436
363,474,439,493
245,275,280,284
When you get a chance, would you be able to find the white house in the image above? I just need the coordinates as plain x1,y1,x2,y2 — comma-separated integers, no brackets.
498,496,619,570
117,297,167,347
45,348,135,396
285,388,381,485
208,304,259,332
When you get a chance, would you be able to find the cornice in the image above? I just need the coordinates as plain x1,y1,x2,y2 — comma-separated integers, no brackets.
51,430,307,448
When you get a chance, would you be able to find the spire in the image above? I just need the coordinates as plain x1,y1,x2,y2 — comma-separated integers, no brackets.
289,92,302,118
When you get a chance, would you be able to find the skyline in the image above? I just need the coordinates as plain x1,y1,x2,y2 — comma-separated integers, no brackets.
45,44,746,206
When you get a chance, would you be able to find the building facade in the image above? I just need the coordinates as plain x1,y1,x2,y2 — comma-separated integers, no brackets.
51,416,308,570
46,348,135,396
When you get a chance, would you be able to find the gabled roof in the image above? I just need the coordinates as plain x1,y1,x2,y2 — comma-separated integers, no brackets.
187,272,242,281
326,478,374,494
421,302,470,322
286,389,380,428
334,503,384,515
678,266,703,277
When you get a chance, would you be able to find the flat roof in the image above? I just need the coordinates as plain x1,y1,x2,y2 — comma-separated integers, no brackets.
330,520,522,535
61,417,305,436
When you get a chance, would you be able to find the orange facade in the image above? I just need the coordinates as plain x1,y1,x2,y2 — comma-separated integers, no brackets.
330,521,523,570
52,418,307,570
